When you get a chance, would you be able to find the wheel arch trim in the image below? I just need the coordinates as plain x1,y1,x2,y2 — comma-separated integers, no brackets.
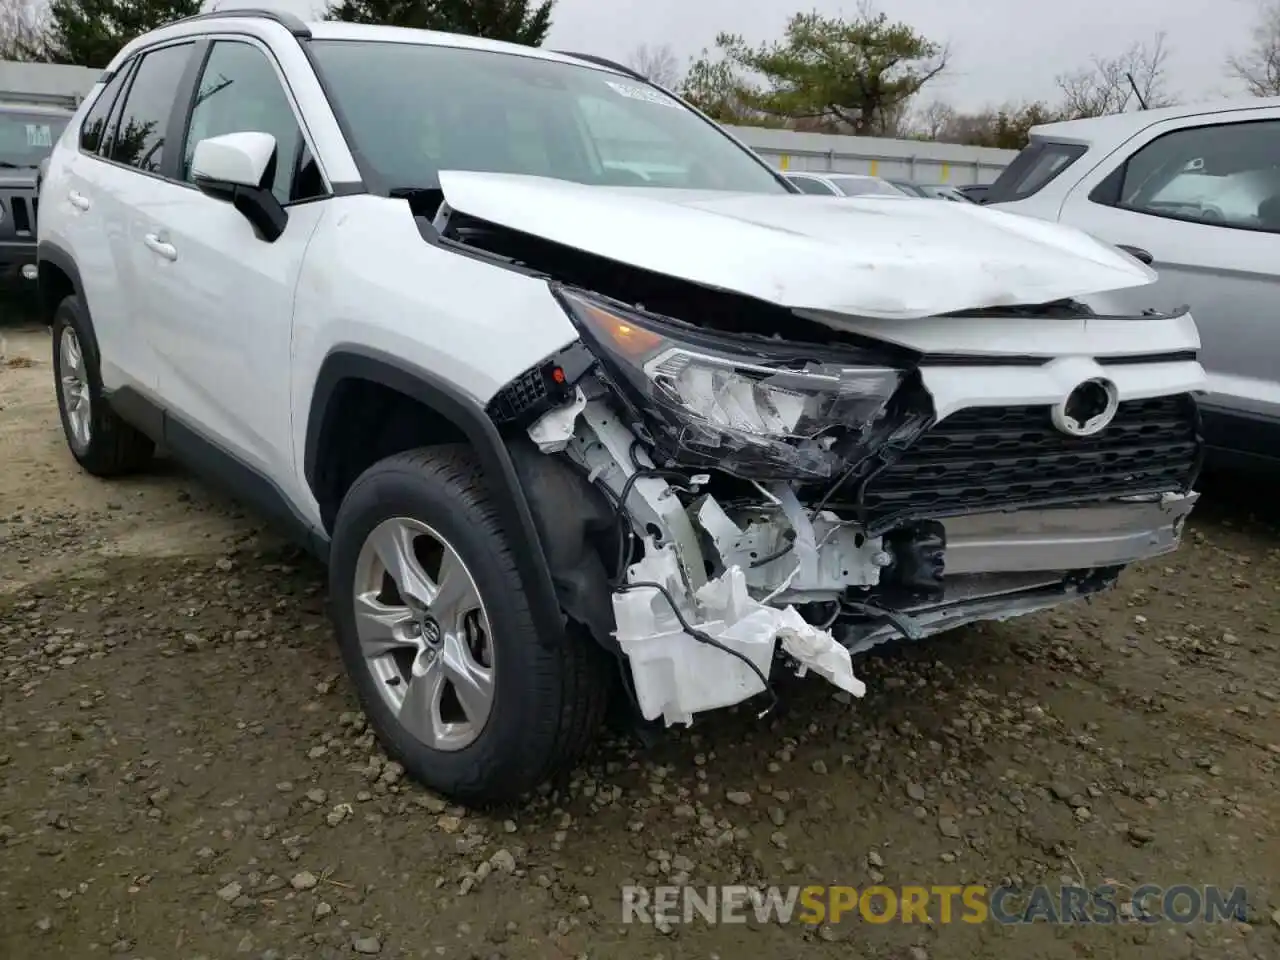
36,241,85,310
36,241,107,375
304,345,567,647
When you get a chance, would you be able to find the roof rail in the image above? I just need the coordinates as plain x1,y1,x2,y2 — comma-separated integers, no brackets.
553,51,646,81
169,8,311,38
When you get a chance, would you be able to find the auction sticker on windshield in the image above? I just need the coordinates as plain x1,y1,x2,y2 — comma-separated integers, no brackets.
604,80,680,109
26,124,53,148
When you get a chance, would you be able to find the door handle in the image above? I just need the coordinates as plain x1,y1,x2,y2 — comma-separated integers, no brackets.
68,190,90,211
1116,243,1154,265
143,233,177,261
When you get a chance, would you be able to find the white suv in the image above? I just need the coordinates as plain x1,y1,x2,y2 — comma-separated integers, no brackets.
38,11,1207,803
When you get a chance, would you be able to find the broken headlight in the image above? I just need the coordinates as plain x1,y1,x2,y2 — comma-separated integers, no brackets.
558,289,904,479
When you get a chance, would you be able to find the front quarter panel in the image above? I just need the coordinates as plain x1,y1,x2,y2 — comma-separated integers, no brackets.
289,194,580,505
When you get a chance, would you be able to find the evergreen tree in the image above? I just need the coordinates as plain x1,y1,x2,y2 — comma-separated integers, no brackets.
40,0,202,67
325,0,554,47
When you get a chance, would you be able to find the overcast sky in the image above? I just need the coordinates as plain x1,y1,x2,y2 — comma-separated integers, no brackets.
274,0,1262,110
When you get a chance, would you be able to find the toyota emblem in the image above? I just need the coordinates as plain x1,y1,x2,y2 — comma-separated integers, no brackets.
1051,378,1119,437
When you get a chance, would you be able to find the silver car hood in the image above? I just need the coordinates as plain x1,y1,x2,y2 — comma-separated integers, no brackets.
435,171,1157,322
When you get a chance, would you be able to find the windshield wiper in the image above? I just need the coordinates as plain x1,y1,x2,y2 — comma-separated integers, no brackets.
0,161,31,169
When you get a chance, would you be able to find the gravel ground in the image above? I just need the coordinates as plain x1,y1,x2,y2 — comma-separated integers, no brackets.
2,319,1280,960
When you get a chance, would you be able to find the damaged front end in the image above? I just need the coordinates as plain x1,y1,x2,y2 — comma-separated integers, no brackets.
490,285,1203,727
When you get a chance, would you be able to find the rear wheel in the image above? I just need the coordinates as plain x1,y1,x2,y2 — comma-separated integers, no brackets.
51,295,154,476
328,445,610,805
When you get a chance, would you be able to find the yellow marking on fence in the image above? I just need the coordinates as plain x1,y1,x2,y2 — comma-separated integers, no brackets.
869,159,879,175
779,154,790,170
940,163,950,182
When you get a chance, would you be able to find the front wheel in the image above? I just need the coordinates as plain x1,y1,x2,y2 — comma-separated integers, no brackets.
328,445,610,805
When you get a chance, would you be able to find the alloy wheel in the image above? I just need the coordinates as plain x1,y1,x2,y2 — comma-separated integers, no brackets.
352,516,496,751
58,326,91,450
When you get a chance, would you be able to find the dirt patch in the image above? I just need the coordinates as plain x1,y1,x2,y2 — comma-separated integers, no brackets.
1,324,1278,959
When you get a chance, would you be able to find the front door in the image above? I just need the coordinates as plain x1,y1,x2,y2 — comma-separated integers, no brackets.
132,37,332,496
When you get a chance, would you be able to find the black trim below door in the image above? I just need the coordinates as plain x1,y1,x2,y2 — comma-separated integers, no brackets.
1201,406,1280,473
106,386,331,561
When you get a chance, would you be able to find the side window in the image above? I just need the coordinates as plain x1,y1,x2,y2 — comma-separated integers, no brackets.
79,64,132,154
107,43,194,172
984,138,1086,203
790,176,838,195
1097,119,1280,233
181,40,318,204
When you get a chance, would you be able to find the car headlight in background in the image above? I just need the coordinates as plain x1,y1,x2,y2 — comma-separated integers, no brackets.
557,288,904,479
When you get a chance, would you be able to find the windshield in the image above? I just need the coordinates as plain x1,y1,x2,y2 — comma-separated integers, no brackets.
826,176,907,197
307,40,787,194
0,111,68,168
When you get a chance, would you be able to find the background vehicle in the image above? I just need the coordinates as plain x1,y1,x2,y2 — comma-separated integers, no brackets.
985,97,1280,469
783,171,910,197
1,103,70,285
888,180,974,202
956,184,990,203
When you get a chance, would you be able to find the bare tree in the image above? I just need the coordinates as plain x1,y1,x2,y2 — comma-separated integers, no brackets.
1228,0,1280,96
0,0,48,60
626,43,682,88
910,100,956,139
1057,32,1175,118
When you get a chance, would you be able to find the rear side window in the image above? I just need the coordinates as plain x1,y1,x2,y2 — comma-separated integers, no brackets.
79,65,131,154
985,137,1087,203
106,42,194,173
789,175,838,195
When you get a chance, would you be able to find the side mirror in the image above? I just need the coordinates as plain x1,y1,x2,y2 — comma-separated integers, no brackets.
191,132,288,242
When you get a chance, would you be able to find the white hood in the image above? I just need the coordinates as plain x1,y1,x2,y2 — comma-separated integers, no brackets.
435,171,1157,321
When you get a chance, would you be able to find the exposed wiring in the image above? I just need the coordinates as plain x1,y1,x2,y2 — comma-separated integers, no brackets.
815,601,842,630
749,529,796,568
841,599,923,641
616,580,778,719
609,466,697,588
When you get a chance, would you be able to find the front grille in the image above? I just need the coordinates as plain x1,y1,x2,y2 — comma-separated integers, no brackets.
14,196,34,233
3,193,36,235
856,394,1200,529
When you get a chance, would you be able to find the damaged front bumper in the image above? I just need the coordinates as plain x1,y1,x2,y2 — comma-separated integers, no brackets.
504,291,1206,728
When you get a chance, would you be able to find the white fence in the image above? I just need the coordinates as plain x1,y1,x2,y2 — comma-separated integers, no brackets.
727,125,1019,186
0,61,101,108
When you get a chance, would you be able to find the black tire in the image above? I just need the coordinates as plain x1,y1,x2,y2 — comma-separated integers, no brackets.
51,295,154,476
329,445,610,805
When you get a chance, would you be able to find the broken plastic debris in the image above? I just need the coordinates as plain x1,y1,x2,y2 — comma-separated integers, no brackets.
613,561,864,726
775,606,865,698
526,386,587,453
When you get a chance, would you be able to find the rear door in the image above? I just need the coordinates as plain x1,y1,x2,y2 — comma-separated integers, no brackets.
56,41,198,394
1053,111,1280,451
38,63,136,384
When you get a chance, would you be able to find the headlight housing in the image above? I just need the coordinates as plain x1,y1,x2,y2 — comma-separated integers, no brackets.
557,289,904,479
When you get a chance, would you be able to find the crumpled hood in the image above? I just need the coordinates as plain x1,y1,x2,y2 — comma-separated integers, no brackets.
436,171,1157,320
